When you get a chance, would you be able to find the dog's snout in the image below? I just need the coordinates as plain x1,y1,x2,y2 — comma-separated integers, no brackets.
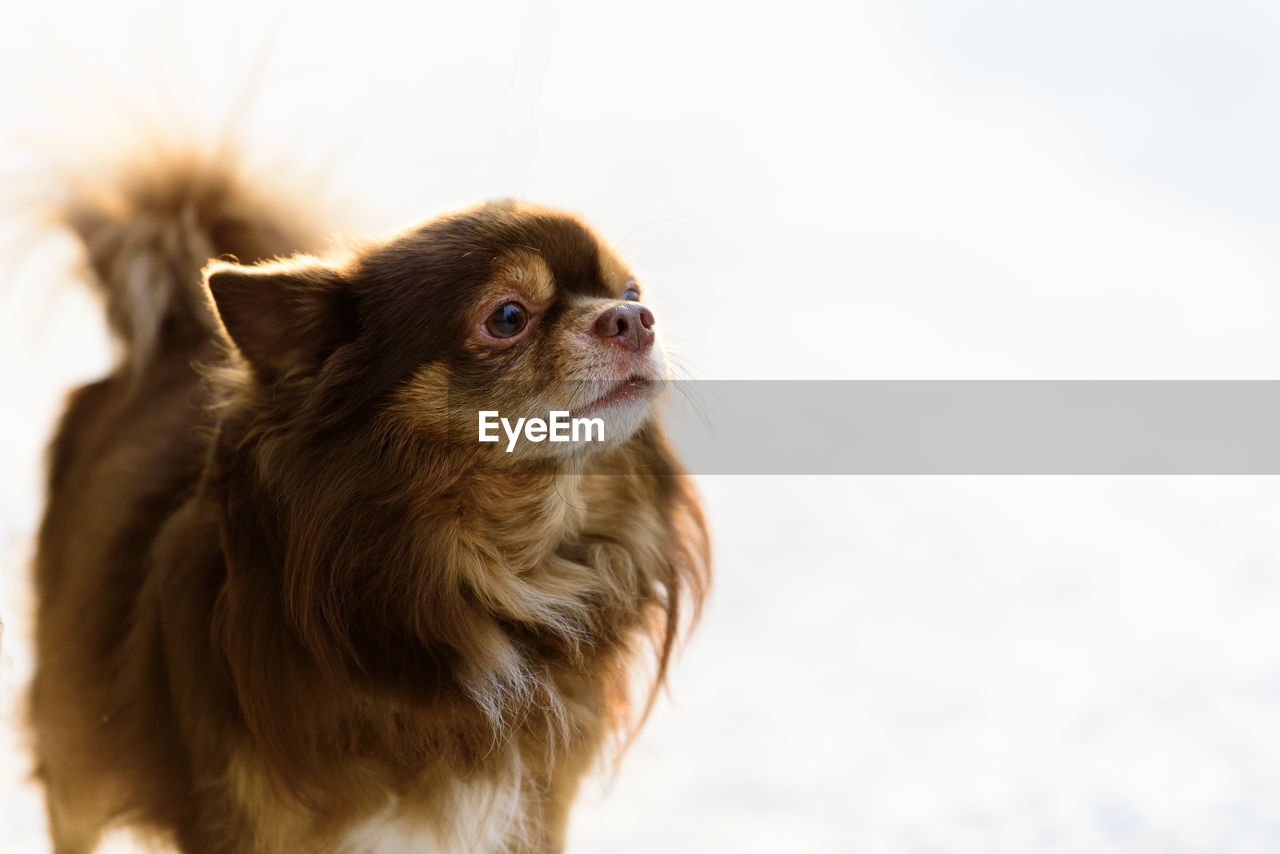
593,303,655,352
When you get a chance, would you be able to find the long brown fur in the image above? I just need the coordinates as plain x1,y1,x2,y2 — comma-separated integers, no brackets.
29,150,709,854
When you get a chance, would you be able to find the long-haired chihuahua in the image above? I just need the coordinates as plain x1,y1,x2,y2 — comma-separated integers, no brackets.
29,150,709,854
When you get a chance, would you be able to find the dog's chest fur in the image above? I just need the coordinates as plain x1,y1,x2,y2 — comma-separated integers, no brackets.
336,776,525,854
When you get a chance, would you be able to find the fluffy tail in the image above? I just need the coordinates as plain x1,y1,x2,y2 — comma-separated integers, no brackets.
61,149,328,373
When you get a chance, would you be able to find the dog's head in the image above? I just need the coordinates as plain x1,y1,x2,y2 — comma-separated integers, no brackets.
205,201,667,465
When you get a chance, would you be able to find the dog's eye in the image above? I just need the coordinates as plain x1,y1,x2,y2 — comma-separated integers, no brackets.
622,284,641,301
485,302,529,338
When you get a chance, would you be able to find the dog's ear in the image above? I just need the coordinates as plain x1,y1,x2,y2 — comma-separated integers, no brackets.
204,258,358,381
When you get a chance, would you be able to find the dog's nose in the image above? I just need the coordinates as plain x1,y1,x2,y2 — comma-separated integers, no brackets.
593,303,655,352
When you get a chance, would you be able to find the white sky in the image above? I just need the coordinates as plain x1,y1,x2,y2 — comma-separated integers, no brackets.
2,1,1280,852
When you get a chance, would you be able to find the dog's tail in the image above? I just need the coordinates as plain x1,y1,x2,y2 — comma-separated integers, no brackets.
61,148,328,373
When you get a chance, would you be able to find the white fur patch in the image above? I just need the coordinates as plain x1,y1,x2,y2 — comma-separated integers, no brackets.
338,774,526,854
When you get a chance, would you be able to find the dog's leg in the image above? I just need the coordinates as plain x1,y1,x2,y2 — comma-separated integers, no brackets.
39,759,113,854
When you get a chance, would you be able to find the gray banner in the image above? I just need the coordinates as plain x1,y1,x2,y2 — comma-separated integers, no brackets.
656,381,1280,474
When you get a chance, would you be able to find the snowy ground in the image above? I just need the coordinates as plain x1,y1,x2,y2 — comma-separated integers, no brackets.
4,1,1280,851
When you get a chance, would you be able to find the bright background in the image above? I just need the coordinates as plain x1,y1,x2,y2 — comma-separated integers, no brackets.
3,1,1280,851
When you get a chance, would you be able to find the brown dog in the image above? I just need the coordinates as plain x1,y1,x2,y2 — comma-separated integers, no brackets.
29,152,709,853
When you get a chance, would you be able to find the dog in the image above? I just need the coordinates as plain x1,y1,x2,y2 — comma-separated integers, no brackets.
28,150,710,853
